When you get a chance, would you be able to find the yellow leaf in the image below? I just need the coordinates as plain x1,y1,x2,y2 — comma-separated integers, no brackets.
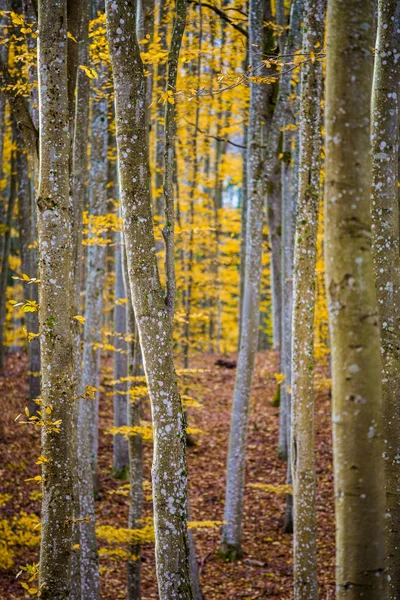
25,475,42,485
73,315,85,324
79,65,98,79
67,31,77,43
11,13,24,26
274,373,285,385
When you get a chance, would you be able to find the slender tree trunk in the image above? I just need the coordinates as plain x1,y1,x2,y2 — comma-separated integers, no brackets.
154,0,169,216
106,3,194,598
0,7,8,268
276,0,303,463
371,1,400,596
68,3,98,598
219,0,264,559
122,241,144,600
37,1,74,597
113,231,130,476
282,106,300,534
82,63,109,497
291,1,325,598
16,132,40,413
0,146,17,369
325,0,386,597
162,0,187,323
183,3,202,368
265,158,282,351
143,0,155,144
238,122,248,347
20,0,41,413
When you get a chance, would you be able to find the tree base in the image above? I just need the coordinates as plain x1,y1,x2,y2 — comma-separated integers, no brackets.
218,542,243,562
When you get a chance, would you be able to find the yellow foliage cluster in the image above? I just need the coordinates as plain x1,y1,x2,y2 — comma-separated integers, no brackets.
248,483,293,495
0,512,40,570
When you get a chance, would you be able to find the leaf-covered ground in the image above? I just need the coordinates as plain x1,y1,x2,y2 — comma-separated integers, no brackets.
0,351,335,598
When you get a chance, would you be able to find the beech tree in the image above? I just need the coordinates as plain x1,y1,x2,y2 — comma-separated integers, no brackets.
219,0,264,559
371,0,400,595
291,0,325,597
325,0,386,596
37,0,74,596
4,0,400,598
105,1,193,597
82,52,109,496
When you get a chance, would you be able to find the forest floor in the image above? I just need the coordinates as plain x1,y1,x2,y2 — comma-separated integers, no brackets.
0,350,335,599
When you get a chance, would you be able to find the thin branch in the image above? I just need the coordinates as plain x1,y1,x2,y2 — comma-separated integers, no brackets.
187,0,248,38
182,118,246,148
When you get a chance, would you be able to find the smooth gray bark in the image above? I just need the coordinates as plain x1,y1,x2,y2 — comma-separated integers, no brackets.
220,0,264,558
82,64,109,497
113,230,129,475
325,0,386,596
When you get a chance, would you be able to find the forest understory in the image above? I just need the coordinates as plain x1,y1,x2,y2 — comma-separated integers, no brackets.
0,351,335,600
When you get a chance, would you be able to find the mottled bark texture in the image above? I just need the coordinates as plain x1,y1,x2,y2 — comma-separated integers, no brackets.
69,3,96,598
325,0,386,597
266,160,282,352
106,2,193,598
123,247,144,600
281,108,300,535
0,147,16,369
113,231,129,475
371,1,400,596
82,63,109,497
291,1,325,598
220,0,264,559
154,0,169,216
277,0,303,464
37,0,74,597
16,133,40,413
162,0,187,323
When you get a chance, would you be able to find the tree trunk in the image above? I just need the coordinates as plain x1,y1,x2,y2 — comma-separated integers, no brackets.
162,0,187,323
291,1,325,597
37,1,74,596
281,101,300,534
82,63,109,497
276,0,303,465
16,131,40,413
123,242,144,600
265,158,282,352
154,0,169,216
325,0,386,597
106,3,194,598
371,1,400,596
113,230,129,476
69,2,98,598
219,0,264,559
0,145,17,370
